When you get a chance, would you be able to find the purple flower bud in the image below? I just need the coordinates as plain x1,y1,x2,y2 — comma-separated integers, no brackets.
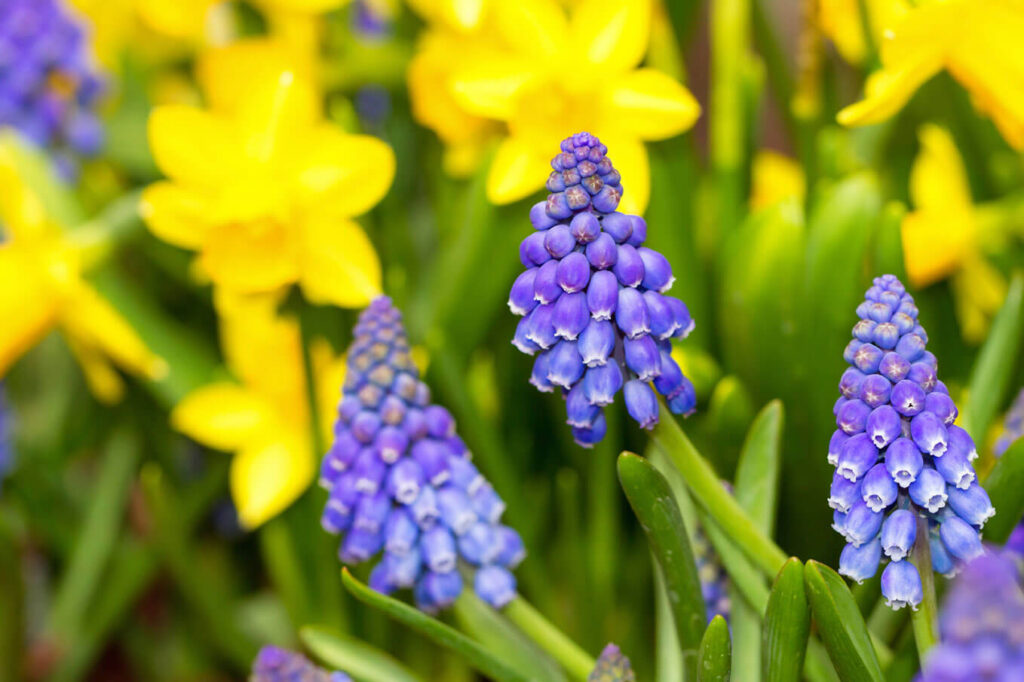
578,319,616,367
321,501,352,534
379,395,406,425
853,343,884,373
891,380,926,416
508,268,539,315
585,232,618,270
410,485,440,528
546,340,584,389
838,433,878,482
448,455,482,492
351,411,382,443
844,499,884,546
613,244,645,287
552,291,590,340
354,491,391,533
909,468,947,512
624,335,661,381
512,317,539,354
881,560,922,610
880,509,917,561
569,212,600,243
415,571,462,613
907,362,937,392
860,374,892,408
470,484,506,523
840,368,867,399
872,322,900,349
338,396,361,423
533,260,561,305
862,463,899,512
666,376,697,416
837,399,871,435
601,212,633,243
829,474,863,513
556,252,590,293
384,508,419,556
519,231,550,266
623,380,659,429
929,533,955,576
586,269,618,320
839,538,882,583
592,184,622,213
946,425,977,462
437,485,477,535
616,288,650,339
895,333,925,362
529,352,554,393
544,224,575,258
475,565,517,608
879,352,910,382
867,405,901,449
946,484,995,527
891,312,914,335
572,411,607,448
829,429,849,466
374,426,408,464
529,201,557,230
582,363,624,406
340,527,383,563
924,392,957,425
494,526,526,568
667,297,695,338
939,516,983,562
885,437,924,487
458,522,498,565
934,444,974,489
565,381,601,427
832,510,848,534
653,350,684,397
638,247,674,292
866,301,893,322
843,340,863,364
353,448,387,493
411,439,450,486
382,550,421,589
644,291,679,339
853,320,876,343
911,411,948,457
524,303,557,350
422,525,457,572
627,216,647,246
387,457,425,504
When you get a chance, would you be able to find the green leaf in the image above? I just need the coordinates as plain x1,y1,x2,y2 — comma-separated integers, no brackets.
340,569,531,682
617,452,706,680
804,561,883,682
734,400,784,535
960,272,1024,440
763,559,811,682
300,626,425,682
982,437,1024,543
698,615,732,682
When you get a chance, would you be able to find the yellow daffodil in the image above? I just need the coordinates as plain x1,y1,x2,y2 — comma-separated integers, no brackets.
142,40,394,308
408,0,700,214
818,0,908,65
902,125,1006,343
750,150,806,210
838,0,1024,151
0,134,165,402
172,294,345,528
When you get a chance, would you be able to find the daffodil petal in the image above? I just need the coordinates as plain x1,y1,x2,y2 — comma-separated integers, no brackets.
140,182,212,250
601,134,649,216
196,39,315,117
135,0,214,40
837,55,940,127
199,218,302,294
260,0,346,12
604,68,700,141
64,334,125,404
491,1,566,60
0,136,60,242
230,433,314,529
0,245,59,376
909,125,973,212
299,218,382,308
171,382,275,451
750,150,806,210
572,0,650,72
900,210,972,288
449,58,537,121
486,136,550,205
148,106,243,186
293,127,396,218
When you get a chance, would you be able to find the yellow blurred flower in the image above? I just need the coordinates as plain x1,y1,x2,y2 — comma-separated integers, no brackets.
818,0,908,65
172,295,345,528
142,40,394,308
408,0,700,214
902,125,1006,343
0,134,165,402
750,150,806,210
838,0,1024,151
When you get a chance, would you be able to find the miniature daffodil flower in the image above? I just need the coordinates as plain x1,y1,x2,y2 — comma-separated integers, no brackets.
902,125,1006,343
172,295,346,529
0,134,165,402
838,0,1024,151
818,0,908,65
142,40,394,308
750,150,806,210
408,0,700,214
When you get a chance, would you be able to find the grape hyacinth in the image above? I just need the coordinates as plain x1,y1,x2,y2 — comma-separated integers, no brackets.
0,0,105,178
587,644,635,682
917,551,1024,681
509,132,696,446
830,275,994,610
320,297,524,613
250,646,352,682
995,389,1024,557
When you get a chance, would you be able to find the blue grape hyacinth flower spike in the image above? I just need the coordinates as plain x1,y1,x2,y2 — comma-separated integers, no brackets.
831,275,994,610
587,644,636,682
509,132,696,447
320,297,525,613
250,646,352,682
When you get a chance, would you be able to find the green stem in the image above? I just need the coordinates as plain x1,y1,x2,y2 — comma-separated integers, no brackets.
854,0,880,70
71,190,145,273
909,518,939,658
650,403,788,577
503,597,594,682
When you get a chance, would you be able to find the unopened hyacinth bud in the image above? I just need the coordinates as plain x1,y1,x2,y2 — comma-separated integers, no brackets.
510,132,696,446
0,0,106,177
587,644,636,682
322,297,524,613
918,551,1024,682
250,646,352,682
831,275,993,611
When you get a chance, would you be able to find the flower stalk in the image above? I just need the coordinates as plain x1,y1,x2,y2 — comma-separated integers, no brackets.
909,516,939,657
503,596,595,682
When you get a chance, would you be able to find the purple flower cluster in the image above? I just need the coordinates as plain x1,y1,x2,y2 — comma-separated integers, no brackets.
918,551,1024,681
320,297,524,613
0,0,105,178
250,646,352,682
694,525,730,624
831,275,994,610
588,644,635,682
995,389,1024,557
509,132,696,446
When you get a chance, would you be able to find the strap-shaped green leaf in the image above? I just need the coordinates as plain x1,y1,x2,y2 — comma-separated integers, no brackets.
804,561,883,682
734,400,783,535
617,452,706,679
982,437,1024,543
300,625,425,682
762,559,810,682
340,569,531,682
698,615,732,682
